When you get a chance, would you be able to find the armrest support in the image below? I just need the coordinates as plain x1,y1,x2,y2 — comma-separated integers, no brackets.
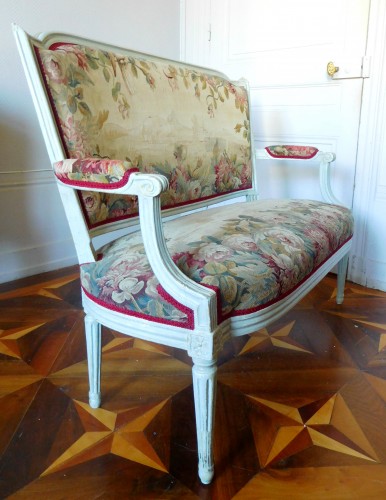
255,145,345,206
54,157,218,334
137,193,217,335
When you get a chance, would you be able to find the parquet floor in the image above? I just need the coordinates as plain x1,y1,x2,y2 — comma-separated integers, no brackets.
0,267,385,499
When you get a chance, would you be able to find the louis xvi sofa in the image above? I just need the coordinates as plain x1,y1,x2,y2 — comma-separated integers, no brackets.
14,25,353,484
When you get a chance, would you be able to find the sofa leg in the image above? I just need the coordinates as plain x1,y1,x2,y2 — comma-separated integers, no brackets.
192,357,217,484
85,314,101,408
336,254,349,304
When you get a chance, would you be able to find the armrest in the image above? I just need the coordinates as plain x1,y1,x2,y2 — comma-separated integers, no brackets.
54,157,217,332
264,145,319,159
256,145,321,160
255,145,344,206
53,158,139,189
53,157,169,197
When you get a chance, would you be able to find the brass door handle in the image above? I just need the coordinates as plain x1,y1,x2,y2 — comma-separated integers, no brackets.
327,61,339,77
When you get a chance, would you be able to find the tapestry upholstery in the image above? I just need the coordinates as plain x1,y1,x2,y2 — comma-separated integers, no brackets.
266,145,319,159
36,43,252,228
54,158,139,188
80,199,353,329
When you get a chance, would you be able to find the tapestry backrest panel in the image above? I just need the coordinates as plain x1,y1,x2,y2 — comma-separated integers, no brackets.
35,42,252,229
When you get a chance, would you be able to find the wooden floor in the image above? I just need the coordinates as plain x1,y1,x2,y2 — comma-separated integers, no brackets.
0,267,385,499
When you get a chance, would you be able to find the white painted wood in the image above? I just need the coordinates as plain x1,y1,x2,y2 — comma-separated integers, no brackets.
349,0,386,291
85,314,102,409
192,358,217,484
336,254,349,304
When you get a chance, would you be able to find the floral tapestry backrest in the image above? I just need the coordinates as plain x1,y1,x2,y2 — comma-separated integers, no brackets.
34,42,253,229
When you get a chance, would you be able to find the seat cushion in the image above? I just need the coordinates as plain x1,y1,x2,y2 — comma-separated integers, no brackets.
80,199,353,329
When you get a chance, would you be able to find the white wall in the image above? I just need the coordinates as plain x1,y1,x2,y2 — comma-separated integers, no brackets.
0,0,180,283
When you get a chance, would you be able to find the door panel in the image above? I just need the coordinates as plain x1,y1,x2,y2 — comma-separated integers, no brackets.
182,0,370,207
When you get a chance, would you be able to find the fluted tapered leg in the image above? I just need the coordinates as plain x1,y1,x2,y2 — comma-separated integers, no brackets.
192,357,217,484
336,254,349,304
85,314,101,408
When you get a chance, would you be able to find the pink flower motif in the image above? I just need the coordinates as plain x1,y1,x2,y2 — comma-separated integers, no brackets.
58,44,89,71
214,156,231,188
110,208,128,218
264,228,305,253
74,159,100,174
197,243,233,262
83,192,101,215
187,180,202,199
234,88,247,110
146,74,156,89
97,254,150,296
222,234,258,252
60,117,92,157
226,83,237,95
54,160,72,174
240,163,252,188
42,54,67,84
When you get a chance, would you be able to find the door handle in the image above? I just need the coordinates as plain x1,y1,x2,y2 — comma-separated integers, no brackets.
327,61,339,77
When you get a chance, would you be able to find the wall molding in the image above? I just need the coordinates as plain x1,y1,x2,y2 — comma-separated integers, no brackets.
0,169,54,188
0,169,76,284
0,239,77,284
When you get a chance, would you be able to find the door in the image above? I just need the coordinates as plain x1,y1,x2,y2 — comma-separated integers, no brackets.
181,0,370,208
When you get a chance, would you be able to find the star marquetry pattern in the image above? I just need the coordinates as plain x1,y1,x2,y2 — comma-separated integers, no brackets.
0,271,385,498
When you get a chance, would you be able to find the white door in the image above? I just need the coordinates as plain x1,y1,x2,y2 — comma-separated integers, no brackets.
181,0,370,208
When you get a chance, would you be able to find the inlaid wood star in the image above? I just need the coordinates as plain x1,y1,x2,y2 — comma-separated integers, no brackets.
248,391,379,467
41,398,170,477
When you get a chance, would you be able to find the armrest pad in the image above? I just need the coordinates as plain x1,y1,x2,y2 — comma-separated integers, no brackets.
265,145,318,159
53,158,139,189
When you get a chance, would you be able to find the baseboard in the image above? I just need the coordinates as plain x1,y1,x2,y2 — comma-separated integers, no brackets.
0,240,78,284
348,253,386,292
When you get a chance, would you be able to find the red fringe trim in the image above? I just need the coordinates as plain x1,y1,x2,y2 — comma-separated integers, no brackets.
82,286,194,330
55,167,139,190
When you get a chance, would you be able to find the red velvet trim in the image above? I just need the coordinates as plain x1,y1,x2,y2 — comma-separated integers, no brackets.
49,42,76,50
55,167,139,190
200,283,225,324
81,235,352,330
265,146,319,160
82,286,194,330
156,285,195,329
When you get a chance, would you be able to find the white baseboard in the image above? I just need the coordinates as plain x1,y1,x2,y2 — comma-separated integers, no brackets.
0,240,78,284
348,253,386,292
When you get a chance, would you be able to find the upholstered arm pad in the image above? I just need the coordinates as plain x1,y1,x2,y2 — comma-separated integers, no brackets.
265,145,319,159
53,158,140,189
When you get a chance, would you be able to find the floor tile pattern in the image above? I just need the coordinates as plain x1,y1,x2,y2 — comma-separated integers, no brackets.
0,269,385,498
